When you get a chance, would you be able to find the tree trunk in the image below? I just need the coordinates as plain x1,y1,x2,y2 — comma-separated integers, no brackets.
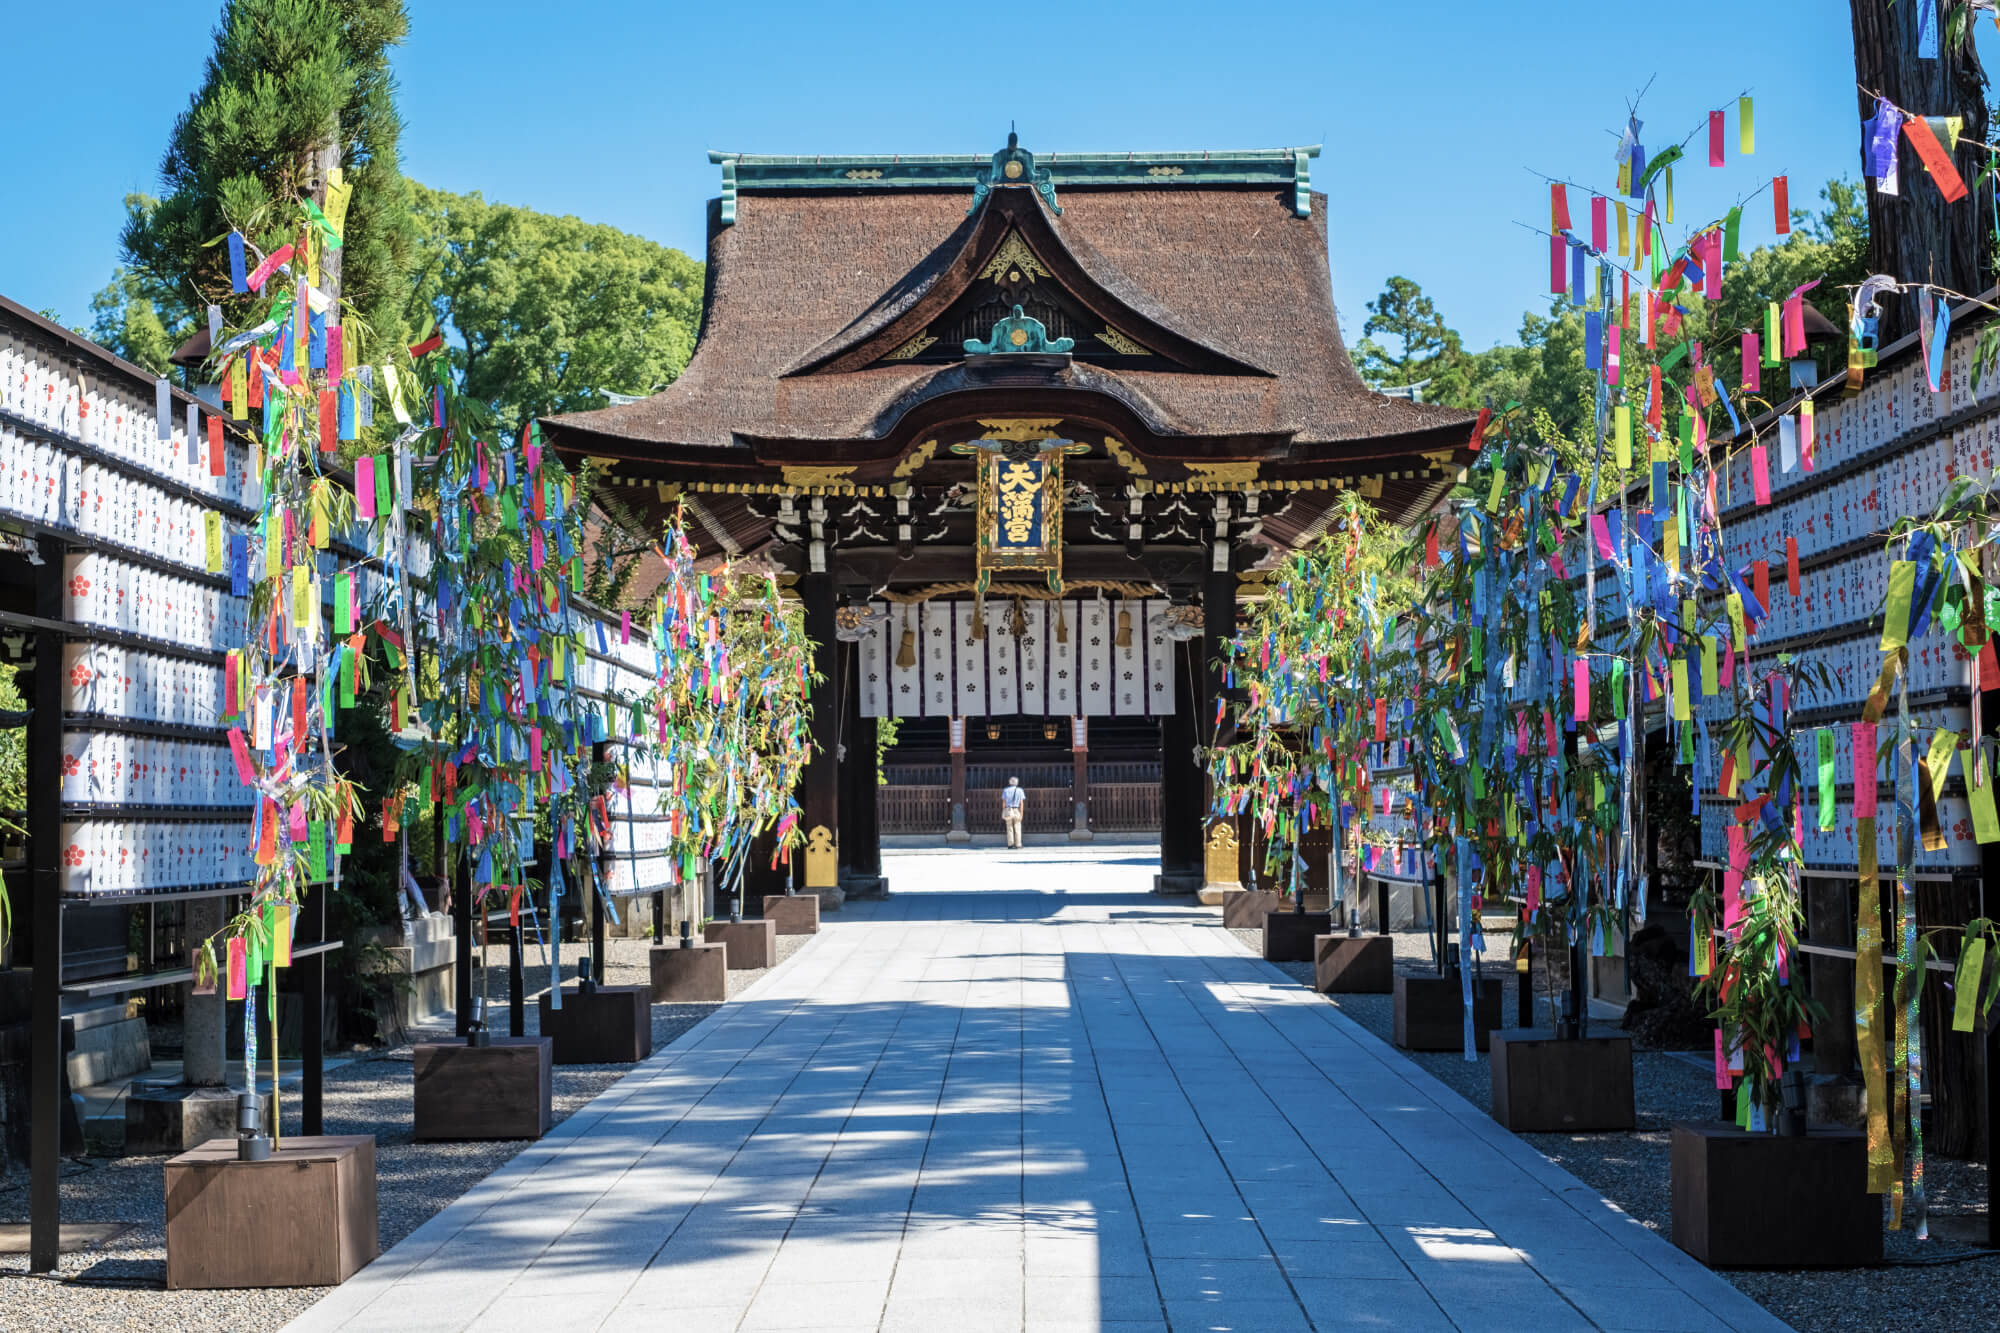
313,129,343,321
1850,2,1989,343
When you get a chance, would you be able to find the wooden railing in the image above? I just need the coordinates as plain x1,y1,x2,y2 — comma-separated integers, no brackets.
878,782,1160,835
885,762,1162,789
879,785,952,833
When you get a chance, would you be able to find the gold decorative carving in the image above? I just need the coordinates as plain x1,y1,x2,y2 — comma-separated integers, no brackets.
1359,474,1384,498
804,825,837,888
977,232,1051,285
1147,165,1185,177
894,439,939,477
1204,821,1242,889
1095,326,1150,356
780,465,857,489
1103,437,1149,477
882,330,937,361
1420,447,1456,469
1003,160,1024,179
845,168,883,180
976,417,1065,443
1183,461,1261,484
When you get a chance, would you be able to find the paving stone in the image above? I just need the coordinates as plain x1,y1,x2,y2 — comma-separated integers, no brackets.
282,850,1792,1333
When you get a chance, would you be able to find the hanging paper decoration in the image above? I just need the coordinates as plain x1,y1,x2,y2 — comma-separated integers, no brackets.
641,515,816,923
1208,491,1406,951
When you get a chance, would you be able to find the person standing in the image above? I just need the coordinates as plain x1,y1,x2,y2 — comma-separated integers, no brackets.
1002,776,1026,848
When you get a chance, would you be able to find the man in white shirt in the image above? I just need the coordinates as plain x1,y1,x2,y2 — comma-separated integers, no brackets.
1001,777,1026,848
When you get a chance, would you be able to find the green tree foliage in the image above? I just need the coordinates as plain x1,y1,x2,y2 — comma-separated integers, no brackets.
86,268,182,374
120,0,416,359
82,198,190,373
1353,275,1462,392
408,186,703,424
1354,179,1871,483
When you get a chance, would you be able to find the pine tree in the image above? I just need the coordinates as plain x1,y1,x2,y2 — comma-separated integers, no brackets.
122,0,416,357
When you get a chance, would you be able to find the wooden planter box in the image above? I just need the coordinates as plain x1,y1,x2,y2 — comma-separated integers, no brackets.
761,893,821,936
164,1135,377,1289
1671,1124,1880,1267
1221,888,1285,929
1262,911,1333,963
1393,973,1502,1051
537,985,653,1064
651,942,728,1002
1489,1031,1634,1131
1312,934,1393,993
412,1037,553,1141
705,918,778,969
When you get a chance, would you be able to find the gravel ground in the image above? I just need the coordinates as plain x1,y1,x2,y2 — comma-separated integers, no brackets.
0,929,809,1333
1222,920,1999,1333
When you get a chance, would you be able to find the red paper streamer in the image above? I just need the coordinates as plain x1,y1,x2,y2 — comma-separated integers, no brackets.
1903,116,1969,202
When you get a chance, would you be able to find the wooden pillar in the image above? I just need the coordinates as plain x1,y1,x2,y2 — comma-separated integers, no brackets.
839,642,882,896
798,572,842,903
1158,645,1204,893
1200,563,1243,900
1807,876,1857,1077
26,537,63,1272
743,827,787,906
1068,717,1092,841
946,718,970,843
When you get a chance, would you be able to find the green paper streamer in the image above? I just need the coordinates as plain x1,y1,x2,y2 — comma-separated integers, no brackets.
1954,939,1987,1033
1818,729,1837,831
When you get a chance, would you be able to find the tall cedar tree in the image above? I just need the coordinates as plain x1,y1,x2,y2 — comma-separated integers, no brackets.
122,0,416,360
121,0,419,1009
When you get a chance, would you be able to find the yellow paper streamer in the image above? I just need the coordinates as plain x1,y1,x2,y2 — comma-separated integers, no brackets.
1856,817,1895,1194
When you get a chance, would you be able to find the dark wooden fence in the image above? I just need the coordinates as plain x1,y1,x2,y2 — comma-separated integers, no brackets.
878,782,1160,835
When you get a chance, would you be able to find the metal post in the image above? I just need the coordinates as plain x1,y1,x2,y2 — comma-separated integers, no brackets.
1432,872,1448,976
452,849,472,1036
507,921,525,1038
651,889,664,945
1517,929,1534,1029
590,871,607,986
300,886,325,1135
28,538,64,1272
1375,878,1390,937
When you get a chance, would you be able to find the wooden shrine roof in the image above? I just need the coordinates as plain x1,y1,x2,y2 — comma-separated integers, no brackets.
544,141,1473,468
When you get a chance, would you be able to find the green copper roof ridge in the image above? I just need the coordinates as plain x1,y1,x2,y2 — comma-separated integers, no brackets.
707,147,1320,167
706,144,1323,226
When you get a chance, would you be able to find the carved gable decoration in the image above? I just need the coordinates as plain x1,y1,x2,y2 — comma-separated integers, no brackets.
877,252,1167,369
784,182,1271,379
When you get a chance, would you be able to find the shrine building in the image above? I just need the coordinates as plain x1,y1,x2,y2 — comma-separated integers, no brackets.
543,135,1472,902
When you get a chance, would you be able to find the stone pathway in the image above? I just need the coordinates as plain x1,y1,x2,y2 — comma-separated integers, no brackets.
285,849,1787,1333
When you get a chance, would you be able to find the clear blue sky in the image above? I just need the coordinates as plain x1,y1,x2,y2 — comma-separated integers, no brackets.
2,1,1986,353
